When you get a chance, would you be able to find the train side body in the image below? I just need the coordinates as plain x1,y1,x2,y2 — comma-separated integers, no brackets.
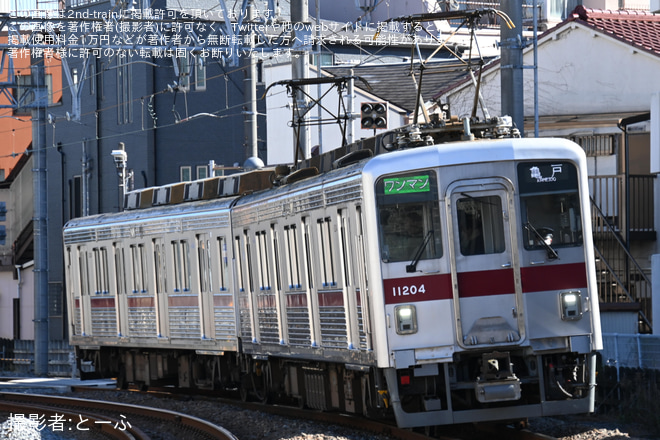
63,136,601,427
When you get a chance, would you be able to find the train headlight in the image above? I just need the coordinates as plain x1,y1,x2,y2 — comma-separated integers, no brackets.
395,305,418,335
560,291,582,321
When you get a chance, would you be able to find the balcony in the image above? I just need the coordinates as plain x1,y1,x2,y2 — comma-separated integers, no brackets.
590,174,655,333
590,174,656,241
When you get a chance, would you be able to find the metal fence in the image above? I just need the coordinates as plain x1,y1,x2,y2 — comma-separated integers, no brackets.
601,333,660,381
0,339,74,377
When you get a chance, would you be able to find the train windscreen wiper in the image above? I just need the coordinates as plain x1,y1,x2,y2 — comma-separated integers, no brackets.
524,222,559,260
406,230,434,273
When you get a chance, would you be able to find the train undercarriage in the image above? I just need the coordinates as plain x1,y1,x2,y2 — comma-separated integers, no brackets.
77,345,595,427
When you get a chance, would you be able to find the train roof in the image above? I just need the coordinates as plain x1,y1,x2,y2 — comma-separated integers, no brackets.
113,116,520,211
65,116,585,233
63,196,237,238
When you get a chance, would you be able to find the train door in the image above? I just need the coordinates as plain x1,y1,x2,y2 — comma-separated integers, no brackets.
446,178,525,349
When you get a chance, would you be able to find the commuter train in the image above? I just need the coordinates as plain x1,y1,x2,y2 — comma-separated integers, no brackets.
63,116,602,428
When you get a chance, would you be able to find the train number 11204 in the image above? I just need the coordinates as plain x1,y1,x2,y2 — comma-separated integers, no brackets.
392,284,426,297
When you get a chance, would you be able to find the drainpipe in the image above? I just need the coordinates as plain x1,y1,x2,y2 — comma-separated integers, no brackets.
618,112,651,248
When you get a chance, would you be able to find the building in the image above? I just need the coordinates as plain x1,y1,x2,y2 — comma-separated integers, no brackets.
433,6,660,334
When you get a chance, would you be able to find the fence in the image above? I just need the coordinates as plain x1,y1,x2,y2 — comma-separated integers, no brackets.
0,339,75,377
601,333,660,382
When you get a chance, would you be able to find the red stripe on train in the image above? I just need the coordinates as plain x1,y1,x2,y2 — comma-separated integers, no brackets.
90,297,116,308
521,262,588,292
318,290,344,307
127,297,155,308
168,295,199,307
383,263,588,304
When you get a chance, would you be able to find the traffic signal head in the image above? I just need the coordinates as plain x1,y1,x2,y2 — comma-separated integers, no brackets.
361,101,388,130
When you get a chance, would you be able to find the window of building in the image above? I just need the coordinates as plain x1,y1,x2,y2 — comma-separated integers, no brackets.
194,54,206,90
180,166,192,182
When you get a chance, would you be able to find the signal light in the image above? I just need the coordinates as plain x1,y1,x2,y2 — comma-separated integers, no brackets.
361,101,388,130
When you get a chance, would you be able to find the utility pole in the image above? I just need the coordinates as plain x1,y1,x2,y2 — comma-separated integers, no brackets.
500,0,524,135
291,0,311,160
243,0,258,160
31,63,49,376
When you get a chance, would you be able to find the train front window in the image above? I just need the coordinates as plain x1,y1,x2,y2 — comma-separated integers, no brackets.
518,162,582,250
456,195,505,256
376,171,442,263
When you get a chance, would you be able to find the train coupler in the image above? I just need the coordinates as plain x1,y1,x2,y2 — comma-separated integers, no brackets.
475,351,521,403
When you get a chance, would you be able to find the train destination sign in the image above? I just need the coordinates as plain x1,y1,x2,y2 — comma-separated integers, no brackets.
383,175,430,195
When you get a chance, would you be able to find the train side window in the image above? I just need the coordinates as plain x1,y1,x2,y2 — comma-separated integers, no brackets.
197,235,213,293
65,247,74,294
171,240,191,293
153,240,167,294
517,162,583,249
235,235,246,292
456,196,505,256
79,248,90,296
317,217,336,287
92,248,110,294
339,210,351,287
284,225,302,289
302,218,314,287
244,230,254,293
272,225,282,291
130,244,147,294
255,230,271,290
114,244,127,295
216,236,229,291
376,171,442,263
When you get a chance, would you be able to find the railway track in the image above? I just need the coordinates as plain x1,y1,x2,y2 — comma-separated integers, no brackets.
0,391,238,440
67,385,559,440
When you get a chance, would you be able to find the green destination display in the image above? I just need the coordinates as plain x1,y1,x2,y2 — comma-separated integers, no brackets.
383,175,430,195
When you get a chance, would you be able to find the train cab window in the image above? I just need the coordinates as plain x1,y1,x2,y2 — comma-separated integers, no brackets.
518,162,582,251
376,171,442,263
456,196,505,256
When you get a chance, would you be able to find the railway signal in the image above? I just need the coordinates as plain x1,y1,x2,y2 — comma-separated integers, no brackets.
360,102,388,130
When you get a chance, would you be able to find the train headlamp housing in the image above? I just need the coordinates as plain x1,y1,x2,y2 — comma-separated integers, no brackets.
394,305,418,335
560,291,582,321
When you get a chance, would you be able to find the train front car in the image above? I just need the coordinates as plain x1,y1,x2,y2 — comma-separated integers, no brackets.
363,137,602,427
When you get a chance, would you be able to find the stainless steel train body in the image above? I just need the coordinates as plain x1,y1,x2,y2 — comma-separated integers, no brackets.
64,136,601,428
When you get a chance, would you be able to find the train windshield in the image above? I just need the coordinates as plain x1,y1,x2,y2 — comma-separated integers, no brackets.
376,171,443,263
518,161,583,250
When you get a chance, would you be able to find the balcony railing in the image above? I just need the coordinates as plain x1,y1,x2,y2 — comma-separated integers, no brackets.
591,200,652,333
589,174,655,333
589,174,656,240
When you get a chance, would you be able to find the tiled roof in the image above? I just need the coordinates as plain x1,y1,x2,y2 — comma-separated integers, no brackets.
324,60,480,113
569,5,660,56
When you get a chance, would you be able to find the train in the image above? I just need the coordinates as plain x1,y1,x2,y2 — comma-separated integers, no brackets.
63,116,602,428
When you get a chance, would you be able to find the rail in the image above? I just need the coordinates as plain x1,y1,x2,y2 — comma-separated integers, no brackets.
590,198,652,333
